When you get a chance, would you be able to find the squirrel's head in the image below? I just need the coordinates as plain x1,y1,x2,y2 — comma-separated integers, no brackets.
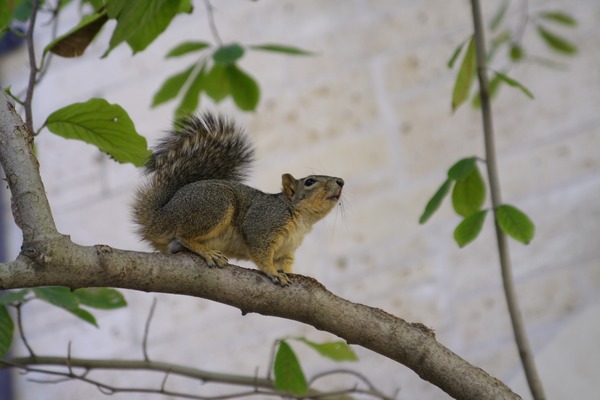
281,173,344,222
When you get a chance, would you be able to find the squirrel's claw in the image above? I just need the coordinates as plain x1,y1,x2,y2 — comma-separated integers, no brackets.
201,250,228,268
268,271,290,286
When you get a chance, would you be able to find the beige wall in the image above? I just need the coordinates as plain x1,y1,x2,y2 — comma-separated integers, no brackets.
2,0,599,399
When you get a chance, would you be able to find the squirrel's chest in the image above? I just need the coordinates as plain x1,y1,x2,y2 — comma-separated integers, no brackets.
274,217,313,257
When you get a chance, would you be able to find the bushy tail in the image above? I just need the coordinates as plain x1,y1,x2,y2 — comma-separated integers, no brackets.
132,112,255,248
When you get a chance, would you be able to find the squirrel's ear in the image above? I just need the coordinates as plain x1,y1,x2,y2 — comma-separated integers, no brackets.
282,173,297,199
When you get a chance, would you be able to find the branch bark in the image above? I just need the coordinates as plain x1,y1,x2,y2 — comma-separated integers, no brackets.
0,89,521,400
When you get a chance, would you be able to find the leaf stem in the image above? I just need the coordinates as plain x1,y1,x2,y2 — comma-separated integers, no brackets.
469,1,546,399
15,303,35,358
203,0,223,46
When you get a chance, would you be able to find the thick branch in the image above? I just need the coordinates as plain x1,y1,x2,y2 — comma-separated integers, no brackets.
0,239,521,400
0,89,59,243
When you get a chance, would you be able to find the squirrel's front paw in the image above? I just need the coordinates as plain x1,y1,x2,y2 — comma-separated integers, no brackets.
200,250,228,268
268,271,290,286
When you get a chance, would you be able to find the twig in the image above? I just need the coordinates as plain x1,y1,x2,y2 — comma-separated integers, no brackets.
309,369,377,391
309,369,394,400
203,0,223,46
24,0,42,134
35,0,62,85
142,297,157,361
15,303,35,357
265,339,279,381
469,1,545,399
3,359,391,400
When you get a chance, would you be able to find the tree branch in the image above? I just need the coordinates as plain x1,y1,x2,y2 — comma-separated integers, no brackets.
3,356,274,388
0,239,521,400
0,90,60,243
469,1,545,399
0,87,521,400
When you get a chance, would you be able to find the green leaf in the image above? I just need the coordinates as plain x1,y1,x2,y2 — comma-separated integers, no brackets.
152,64,195,107
0,305,14,358
12,0,39,22
452,36,476,111
166,41,210,58
452,166,486,217
175,66,205,117
249,44,314,56
274,341,307,395
0,289,29,305
489,0,509,31
537,25,577,55
45,98,150,167
178,0,193,14
493,71,534,99
44,10,108,58
0,0,11,31
296,338,358,362
213,43,245,65
509,44,524,61
204,64,230,103
68,307,98,327
448,157,477,181
447,37,470,68
226,64,260,111
454,210,488,247
74,288,127,309
496,204,535,244
537,11,577,27
419,179,452,224
81,0,104,12
33,287,79,310
105,0,182,56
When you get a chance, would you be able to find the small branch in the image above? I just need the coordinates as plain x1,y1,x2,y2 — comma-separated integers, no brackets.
309,369,392,400
15,303,36,357
2,356,391,400
24,0,42,134
35,0,62,85
3,356,273,389
203,0,223,46
142,297,157,361
469,1,545,400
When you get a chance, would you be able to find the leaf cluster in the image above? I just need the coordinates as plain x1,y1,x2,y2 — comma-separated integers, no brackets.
419,157,535,247
448,2,578,112
0,287,126,357
1,0,313,168
152,42,312,115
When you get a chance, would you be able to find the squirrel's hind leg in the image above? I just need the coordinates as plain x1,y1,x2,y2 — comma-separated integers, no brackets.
175,237,229,268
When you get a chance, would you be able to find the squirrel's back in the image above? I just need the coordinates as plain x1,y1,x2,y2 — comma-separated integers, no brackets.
132,112,255,248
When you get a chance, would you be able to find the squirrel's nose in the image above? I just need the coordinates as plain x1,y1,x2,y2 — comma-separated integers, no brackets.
336,178,345,188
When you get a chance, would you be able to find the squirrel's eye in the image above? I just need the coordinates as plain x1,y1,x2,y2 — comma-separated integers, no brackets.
304,178,317,187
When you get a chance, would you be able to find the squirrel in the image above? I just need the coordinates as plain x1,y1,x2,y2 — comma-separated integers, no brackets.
132,112,344,286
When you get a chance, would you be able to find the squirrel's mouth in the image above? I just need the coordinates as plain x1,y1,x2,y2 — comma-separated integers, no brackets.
327,192,342,201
